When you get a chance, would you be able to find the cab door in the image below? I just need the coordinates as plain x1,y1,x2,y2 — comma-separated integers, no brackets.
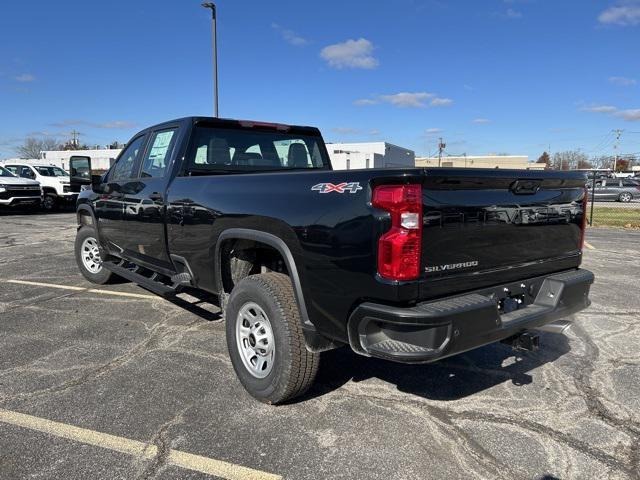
117,127,180,271
95,134,148,253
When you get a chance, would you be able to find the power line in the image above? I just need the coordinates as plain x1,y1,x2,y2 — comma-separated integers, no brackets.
587,131,616,153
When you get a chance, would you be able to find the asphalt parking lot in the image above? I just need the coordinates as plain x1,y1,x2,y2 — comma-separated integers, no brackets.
1,212,639,480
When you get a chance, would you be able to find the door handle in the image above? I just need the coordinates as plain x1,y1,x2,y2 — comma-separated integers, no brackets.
149,192,163,201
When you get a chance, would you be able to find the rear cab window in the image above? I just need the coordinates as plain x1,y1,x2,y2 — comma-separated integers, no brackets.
184,122,330,175
141,128,178,178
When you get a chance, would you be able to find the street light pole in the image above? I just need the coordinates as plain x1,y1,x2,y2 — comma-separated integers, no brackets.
202,2,219,117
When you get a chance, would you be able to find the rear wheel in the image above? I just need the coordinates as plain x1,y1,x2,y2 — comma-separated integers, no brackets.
618,192,632,203
74,226,114,284
225,273,319,404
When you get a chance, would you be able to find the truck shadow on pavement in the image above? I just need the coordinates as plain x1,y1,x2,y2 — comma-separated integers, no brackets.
306,332,571,402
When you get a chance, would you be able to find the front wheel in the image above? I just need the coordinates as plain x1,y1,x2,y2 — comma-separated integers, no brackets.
74,226,114,284
42,194,58,211
225,273,319,404
618,192,632,203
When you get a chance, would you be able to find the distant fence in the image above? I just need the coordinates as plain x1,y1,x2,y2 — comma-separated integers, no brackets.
587,176,640,228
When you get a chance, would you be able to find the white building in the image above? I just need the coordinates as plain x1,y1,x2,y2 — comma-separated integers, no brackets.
326,142,415,170
39,148,122,171
416,155,544,170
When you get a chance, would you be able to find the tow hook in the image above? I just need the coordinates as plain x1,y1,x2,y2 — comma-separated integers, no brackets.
501,331,540,352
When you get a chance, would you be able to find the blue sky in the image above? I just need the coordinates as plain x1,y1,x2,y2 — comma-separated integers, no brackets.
1,0,639,160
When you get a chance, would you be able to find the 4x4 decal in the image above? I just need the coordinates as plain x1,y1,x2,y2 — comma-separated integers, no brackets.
311,182,363,194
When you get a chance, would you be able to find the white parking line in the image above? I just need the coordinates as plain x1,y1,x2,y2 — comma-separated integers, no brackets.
4,279,157,299
0,408,281,480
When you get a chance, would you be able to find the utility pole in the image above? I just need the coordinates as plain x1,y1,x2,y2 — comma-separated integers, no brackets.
202,2,219,117
612,129,623,172
70,130,80,149
438,137,445,167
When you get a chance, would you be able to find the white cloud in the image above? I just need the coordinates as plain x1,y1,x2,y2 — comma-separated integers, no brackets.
331,127,360,134
353,98,378,106
598,2,640,26
580,105,618,113
505,8,523,18
354,92,453,108
609,76,637,86
493,8,523,19
50,119,137,129
430,97,453,106
379,92,433,107
580,103,640,122
426,128,443,134
320,38,378,69
14,73,35,82
615,109,640,121
271,23,307,47
472,118,492,124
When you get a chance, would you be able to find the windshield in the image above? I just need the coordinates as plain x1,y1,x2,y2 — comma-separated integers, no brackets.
186,125,330,174
35,166,69,177
0,166,16,178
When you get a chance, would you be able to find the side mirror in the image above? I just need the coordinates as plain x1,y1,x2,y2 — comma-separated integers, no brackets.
91,175,103,191
69,155,93,192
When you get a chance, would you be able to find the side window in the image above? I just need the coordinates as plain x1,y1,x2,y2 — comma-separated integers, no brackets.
141,129,177,178
21,167,35,179
5,166,18,175
111,135,146,181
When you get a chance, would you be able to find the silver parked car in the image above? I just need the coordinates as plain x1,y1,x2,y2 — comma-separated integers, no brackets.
592,178,640,202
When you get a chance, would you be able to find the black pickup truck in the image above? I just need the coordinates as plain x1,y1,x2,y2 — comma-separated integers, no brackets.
71,116,594,404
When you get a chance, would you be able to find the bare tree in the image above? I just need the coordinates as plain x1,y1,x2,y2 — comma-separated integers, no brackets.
16,137,60,159
551,150,589,170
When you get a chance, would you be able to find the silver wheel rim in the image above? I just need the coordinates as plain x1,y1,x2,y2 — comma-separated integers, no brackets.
81,237,102,274
236,302,275,378
621,193,631,202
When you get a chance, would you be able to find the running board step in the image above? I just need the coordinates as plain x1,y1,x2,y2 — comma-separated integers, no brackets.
170,272,192,287
102,262,176,297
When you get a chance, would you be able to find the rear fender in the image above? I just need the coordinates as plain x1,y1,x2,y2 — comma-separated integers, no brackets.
214,228,337,352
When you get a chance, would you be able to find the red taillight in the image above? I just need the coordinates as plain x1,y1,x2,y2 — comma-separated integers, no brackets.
372,184,422,281
580,186,588,250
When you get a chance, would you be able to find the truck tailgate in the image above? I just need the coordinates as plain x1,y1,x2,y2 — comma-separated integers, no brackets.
419,169,587,298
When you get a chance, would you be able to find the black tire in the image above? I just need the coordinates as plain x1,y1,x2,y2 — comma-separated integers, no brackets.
74,226,115,284
225,272,319,404
42,194,59,211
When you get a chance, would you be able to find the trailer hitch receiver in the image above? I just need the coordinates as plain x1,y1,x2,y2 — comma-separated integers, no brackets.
501,331,540,352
